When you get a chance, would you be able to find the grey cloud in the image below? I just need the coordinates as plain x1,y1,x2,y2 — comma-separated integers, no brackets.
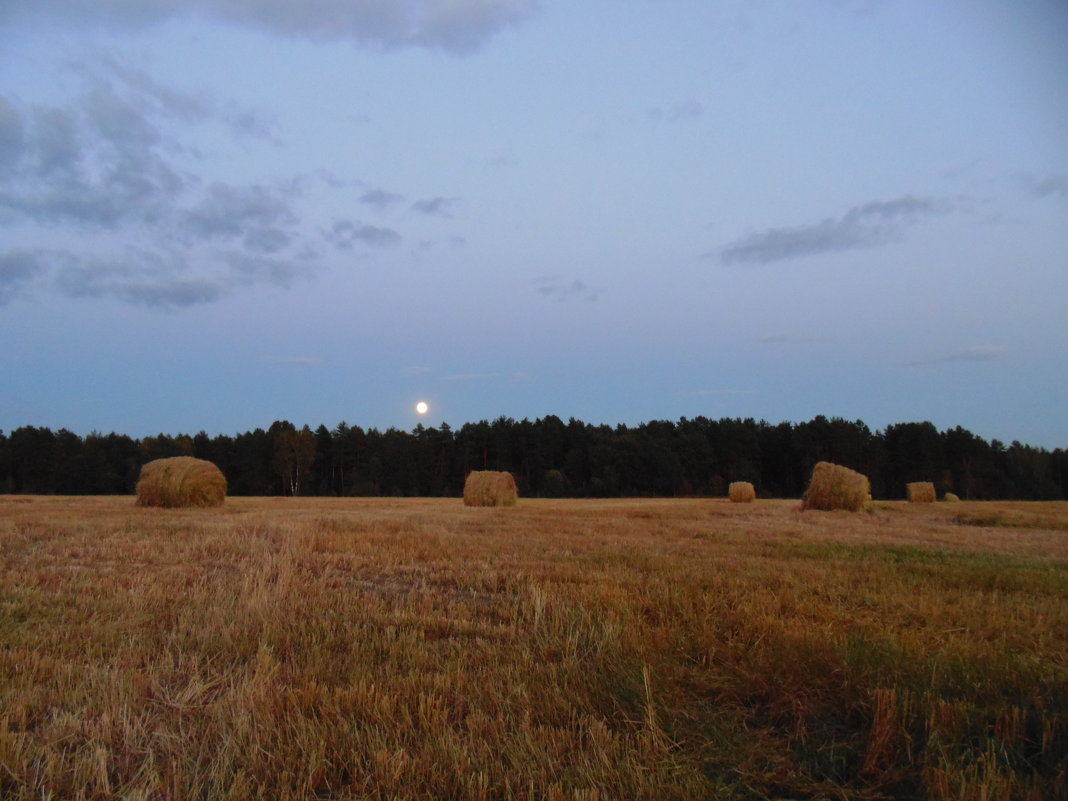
224,252,309,288
1029,174,1068,200
649,99,704,123
0,98,24,174
54,258,225,308
182,183,297,240
329,219,402,248
536,276,601,302
718,195,949,265
0,250,44,304
244,227,291,254
4,0,540,54
360,188,405,210
902,345,1008,368
413,196,460,217
0,91,185,227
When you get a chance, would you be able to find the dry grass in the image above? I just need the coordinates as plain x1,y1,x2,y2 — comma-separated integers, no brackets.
801,461,872,512
1,495,1066,800
728,482,755,503
135,456,227,508
907,482,937,503
463,471,518,507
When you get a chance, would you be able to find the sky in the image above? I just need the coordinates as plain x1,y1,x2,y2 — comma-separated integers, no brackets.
1,0,1066,447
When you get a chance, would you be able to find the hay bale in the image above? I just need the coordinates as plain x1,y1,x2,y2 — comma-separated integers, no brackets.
906,482,936,503
728,481,756,503
943,492,960,502
136,456,227,508
801,461,871,512
463,470,518,507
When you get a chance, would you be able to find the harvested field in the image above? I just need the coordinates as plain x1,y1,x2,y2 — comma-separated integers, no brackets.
1,495,1066,800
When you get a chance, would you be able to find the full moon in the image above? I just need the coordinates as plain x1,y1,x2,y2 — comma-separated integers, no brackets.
415,401,429,415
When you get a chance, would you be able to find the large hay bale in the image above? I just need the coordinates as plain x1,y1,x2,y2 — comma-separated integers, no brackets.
906,482,936,503
943,492,961,502
728,481,756,503
463,470,518,507
136,456,227,508
801,461,871,512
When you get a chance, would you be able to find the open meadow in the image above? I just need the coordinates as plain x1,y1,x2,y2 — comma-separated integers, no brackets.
1,496,1066,800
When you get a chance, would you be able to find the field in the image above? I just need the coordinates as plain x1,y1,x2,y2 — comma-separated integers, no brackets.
1,496,1066,800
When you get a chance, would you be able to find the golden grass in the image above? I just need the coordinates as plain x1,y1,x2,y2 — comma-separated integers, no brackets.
463,470,518,507
1,495,1066,800
728,481,755,503
907,481,937,503
801,461,872,512
135,456,227,508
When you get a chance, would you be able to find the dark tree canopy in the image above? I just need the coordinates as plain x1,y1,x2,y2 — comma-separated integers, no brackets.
1,417,1064,500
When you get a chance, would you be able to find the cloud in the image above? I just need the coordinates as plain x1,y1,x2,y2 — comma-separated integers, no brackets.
54,258,226,308
0,74,327,309
412,196,460,217
0,250,44,305
360,188,405,210
902,345,1008,368
328,219,402,249
717,195,950,265
535,276,601,302
648,99,704,123
182,183,297,240
1028,174,1068,200
3,0,540,54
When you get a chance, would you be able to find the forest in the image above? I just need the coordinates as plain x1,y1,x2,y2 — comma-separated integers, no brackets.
1,415,1065,501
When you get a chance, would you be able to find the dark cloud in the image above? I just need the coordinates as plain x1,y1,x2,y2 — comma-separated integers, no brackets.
0,250,44,305
648,99,703,123
902,345,1008,368
535,276,601,302
182,183,297,240
1029,174,1068,200
3,0,540,54
329,219,402,249
413,196,460,217
53,256,225,308
359,188,405,210
717,195,950,265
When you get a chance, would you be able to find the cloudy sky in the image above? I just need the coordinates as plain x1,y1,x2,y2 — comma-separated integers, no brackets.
1,1,1066,447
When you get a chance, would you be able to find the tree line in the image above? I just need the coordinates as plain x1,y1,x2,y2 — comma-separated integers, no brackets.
1,416,1065,500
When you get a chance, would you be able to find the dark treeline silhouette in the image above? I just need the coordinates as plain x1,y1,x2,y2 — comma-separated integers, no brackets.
1,416,1066,500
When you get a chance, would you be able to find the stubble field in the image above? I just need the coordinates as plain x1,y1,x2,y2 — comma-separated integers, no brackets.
1,495,1066,800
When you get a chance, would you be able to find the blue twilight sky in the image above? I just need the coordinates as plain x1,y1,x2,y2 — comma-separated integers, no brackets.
1,1,1066,447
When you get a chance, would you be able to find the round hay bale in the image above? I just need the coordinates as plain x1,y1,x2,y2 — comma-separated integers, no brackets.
906,481,936,503
801,461,871,512
943,492,961,502
463,470,518,507
728,481,756,503
136,456,227,508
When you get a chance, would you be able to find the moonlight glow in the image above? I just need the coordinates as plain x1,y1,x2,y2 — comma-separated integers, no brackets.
415,401,429,415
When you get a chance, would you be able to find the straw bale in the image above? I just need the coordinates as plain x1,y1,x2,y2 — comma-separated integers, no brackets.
463,470,518,507
943,492,961,502
906,482,936,503
136,456,227,508
728,481,756,503
801,461,871,512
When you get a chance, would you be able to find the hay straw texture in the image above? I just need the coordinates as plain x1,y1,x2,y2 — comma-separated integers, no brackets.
943,492,961,502
729,481,756,503
801,461,871,512
463,471,518,507
906,482,937,503
136,457,227,508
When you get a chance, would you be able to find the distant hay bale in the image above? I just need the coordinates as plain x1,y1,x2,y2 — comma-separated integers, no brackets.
906,482,936,503
463,470,518,507
943,492,961,502
136,456,227,508
728,481,756,503
801,461,871,512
